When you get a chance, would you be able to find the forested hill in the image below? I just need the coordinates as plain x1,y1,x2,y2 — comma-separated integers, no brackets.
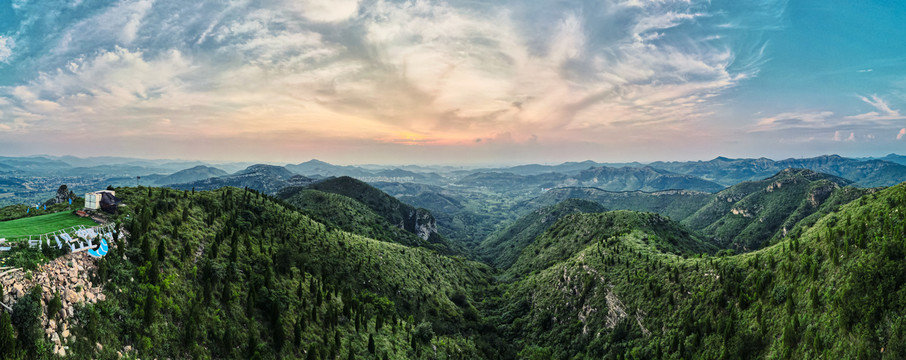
307,177,445,242
477,199,607,269
491,182,906,358
36,187,502,359
681,168,871,251
276,186,456,254
3,178,906,359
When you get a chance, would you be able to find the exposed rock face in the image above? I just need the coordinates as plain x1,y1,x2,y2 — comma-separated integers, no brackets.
413,208,439,241
45,184,73,206
1,252,107,356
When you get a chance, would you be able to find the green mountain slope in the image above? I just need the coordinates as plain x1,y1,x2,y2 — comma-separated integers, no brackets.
492,182,906,359
5,172,904,359
505,211,716,280
307,177,455,254
54,186,501,359
374,181,519,251
477,199,607,269
681,169,855,251
521,187,711,222
276,187,450,253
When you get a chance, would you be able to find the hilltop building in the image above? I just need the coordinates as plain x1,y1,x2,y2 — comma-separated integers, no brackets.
84,190,122,213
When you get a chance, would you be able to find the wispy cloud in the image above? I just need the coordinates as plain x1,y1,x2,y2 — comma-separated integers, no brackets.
898,128,906,140
0,0,788,160
753,94,906,136
0,36,12,63
751,111,834,132
848,94,905,121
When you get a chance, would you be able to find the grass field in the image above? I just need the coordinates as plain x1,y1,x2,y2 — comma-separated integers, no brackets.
0,211,98,239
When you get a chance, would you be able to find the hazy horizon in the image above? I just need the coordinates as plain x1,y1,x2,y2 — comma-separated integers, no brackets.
0,151,902,169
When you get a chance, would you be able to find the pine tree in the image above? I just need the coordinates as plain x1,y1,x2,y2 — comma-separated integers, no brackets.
0,311,16,357
157,238,167,263
368,334,375,354
305,344,319,360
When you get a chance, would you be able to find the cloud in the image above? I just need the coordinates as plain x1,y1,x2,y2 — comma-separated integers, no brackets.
0,0,783,158
847,94,904,121
898,128,906,140
833,130,855,142
754,94,906,135
751,111,834,132
0,36,12,63
54,0,155,56
294,0,360,22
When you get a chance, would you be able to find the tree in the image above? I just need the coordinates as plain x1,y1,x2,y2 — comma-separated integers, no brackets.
47,292,63,320
368,334,375,354
11,286,43,355
0,311,16,359
413,321,434,345
305,344,319,360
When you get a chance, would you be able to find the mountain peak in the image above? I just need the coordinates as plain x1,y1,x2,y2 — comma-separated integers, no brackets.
299,159,331,166
238,164,294,179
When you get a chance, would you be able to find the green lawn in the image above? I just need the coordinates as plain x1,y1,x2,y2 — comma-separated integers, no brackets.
0,211,98,239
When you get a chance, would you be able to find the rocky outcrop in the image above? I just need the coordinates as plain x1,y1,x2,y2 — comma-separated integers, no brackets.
0,252,106,357
45,185,74,206
413,208,439,241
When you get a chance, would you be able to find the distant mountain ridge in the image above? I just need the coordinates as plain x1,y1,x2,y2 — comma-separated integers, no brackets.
456,166,725,194
152,165,227,185
647,154,906,187
573,166,725,192
285,159,373,177
169,164,313,193
521,187,712,221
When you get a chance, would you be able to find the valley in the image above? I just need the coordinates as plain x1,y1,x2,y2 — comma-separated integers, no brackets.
1,155,906,358
2,1,903,357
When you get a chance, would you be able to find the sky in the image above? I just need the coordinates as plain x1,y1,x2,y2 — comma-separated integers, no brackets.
0,0,904,165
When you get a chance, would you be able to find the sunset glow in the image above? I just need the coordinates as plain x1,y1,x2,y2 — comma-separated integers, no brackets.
0,0,904,164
